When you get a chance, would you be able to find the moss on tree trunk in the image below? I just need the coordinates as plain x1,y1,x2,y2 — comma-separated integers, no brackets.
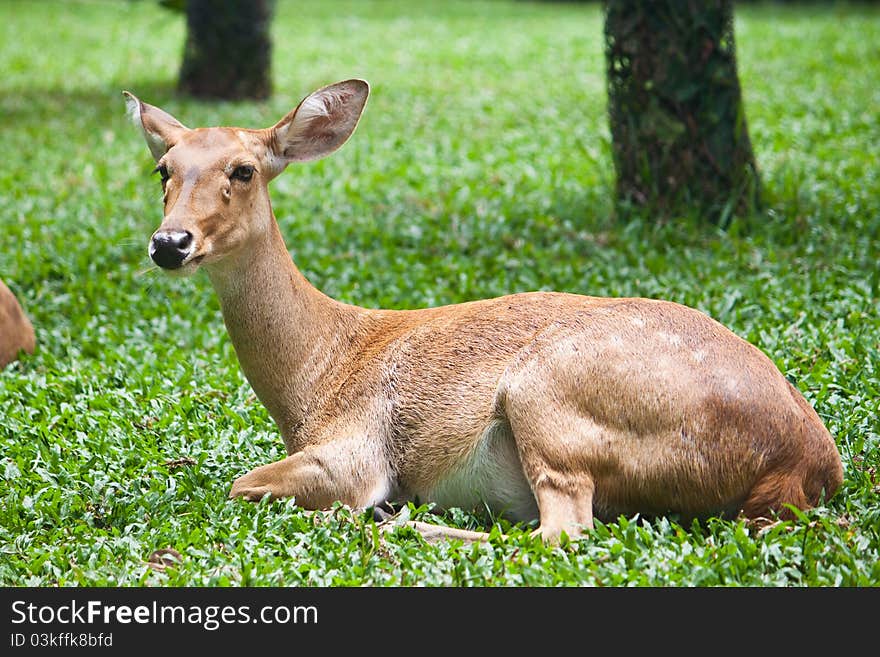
605,0,760,222
179,0,273,100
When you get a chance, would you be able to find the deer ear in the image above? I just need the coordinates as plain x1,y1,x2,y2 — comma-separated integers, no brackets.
265,79,369,170
123,91,189,161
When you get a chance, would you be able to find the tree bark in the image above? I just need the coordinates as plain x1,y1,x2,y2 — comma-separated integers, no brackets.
179,0,273,100
605,0,760,222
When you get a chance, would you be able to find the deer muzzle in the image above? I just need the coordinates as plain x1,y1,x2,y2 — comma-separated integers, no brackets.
150,229,194,270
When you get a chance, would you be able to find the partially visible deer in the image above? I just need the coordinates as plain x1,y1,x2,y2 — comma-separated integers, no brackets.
125,80,843,542
0,279,35,369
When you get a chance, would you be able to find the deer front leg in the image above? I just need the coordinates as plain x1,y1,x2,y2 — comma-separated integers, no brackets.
229,437,389,510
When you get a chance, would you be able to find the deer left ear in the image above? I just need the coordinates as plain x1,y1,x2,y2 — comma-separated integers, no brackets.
123,91,190,161
264,79,369,172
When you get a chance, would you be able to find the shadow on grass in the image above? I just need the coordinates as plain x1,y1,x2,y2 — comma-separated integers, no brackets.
0,79,287,132
0,81,180,122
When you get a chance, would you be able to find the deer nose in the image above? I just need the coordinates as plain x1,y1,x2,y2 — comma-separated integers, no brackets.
150,230,193,269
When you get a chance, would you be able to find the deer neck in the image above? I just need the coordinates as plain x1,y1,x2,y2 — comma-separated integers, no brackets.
205,214,361,448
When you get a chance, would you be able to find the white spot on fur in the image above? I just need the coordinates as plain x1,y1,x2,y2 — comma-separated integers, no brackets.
692,349,706,363
630,317,645,328
657,330,682,346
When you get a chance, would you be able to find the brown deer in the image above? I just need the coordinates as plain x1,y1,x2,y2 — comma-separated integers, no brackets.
125,80,843,542
0,279,35,369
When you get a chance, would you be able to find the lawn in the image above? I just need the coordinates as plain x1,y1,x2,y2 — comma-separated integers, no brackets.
0,0,878,586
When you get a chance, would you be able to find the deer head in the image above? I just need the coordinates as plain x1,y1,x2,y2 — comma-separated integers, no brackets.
125,80,369,275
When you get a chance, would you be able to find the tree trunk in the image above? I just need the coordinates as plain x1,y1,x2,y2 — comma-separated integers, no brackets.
179,0,273,100
605,0,760,222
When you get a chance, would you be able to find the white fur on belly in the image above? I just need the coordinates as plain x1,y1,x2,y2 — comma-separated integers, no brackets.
423,420,538,522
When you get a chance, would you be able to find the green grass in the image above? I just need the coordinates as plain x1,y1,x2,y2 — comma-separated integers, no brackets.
1,0,878,586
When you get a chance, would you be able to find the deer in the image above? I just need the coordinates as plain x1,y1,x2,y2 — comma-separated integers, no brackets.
124,79,843,543
0,279,35,370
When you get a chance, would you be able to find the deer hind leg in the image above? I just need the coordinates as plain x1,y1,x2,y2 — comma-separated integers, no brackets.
501,395,600,542
740,469,811,521
525,469,595,542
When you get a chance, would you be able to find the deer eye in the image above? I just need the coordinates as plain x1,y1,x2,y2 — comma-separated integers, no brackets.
231,165,254,182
